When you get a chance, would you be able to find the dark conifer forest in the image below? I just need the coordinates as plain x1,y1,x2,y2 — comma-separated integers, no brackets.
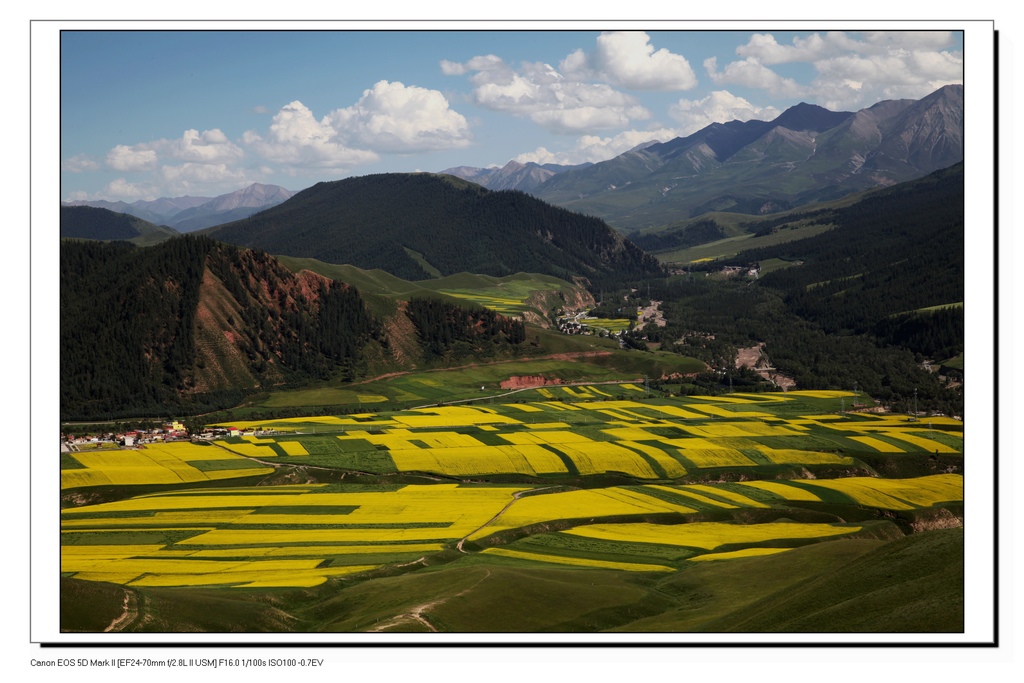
406,297,527,361
204,173,663,282
637,163,965,415
60,236,381,420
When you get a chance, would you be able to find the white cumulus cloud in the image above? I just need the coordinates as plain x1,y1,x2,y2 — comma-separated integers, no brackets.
704,56,808,99
515,127,677,166
561,31,698,91
158,162,253,193
326,80,472,153
811,49,963,110
243,100,379,172
669,90,781,136
446,55,650,133
103,178,157,201
104,129,243,174
720,31,962,110
61,154,99,173
165,129,244,164
106,144,158,172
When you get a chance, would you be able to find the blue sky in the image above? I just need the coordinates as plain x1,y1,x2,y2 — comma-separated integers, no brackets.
60,28,964,202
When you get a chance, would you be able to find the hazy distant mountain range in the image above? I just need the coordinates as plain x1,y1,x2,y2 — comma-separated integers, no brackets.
443,85,964,231
62,182,296,233
439,161,593,193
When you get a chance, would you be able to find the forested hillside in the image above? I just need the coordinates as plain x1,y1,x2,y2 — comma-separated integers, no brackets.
60,236,536,421
204,173,662,283
731,162,964,335
406,297,526,361
640,163,964,414
61,236,381,419
60,205,179,245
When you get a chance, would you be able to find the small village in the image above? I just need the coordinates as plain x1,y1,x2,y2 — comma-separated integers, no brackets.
60,421,279,452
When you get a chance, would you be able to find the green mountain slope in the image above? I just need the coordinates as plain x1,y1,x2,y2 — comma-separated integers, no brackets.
535,86,963,230
275,256,595,326
203,173,662,282
60,205,180,245
60,236,382,420
60,236,538,421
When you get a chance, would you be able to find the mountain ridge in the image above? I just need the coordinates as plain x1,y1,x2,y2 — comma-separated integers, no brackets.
62,182,297,233
440,160,593,192
521,85,963,229
202,172,663,283
60,205,181,246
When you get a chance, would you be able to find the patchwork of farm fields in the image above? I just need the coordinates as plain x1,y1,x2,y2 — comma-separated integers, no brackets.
60,390,964,631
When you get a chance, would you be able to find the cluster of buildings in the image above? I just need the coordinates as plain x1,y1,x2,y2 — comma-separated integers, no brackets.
60,421,286,452
556,309,636,337
61,420,189,451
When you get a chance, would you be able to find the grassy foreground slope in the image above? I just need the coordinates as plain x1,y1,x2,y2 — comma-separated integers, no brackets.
60,529,962,633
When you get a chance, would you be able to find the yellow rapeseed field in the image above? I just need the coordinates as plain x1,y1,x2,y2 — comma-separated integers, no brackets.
189,543,444,557
674,447,757,468
676,484,770,508
392,407,521,427
756,448,852,465
482,547,674,572
699,422,801,437
470,487,697,540
878,431,960,453
648,485,739,508
277,441,309,456
601,427,657,440
786,390,856,399
801,474,963,509
62,509,256,527
62,443,273,489
128,565,378,588
565,521,861,549
617,441,687,478
848,435,906,452
684,405,774,418
639,404,707,419
388,443,567,476
734,481,822,502
550,441,659,478
687,547,793,561
61,484,529,587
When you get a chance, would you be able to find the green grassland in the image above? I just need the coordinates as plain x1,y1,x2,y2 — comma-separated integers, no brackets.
235,329,707,414
656,221,835,265
941,352,964,369
59,527,963,633
276,256,584,317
